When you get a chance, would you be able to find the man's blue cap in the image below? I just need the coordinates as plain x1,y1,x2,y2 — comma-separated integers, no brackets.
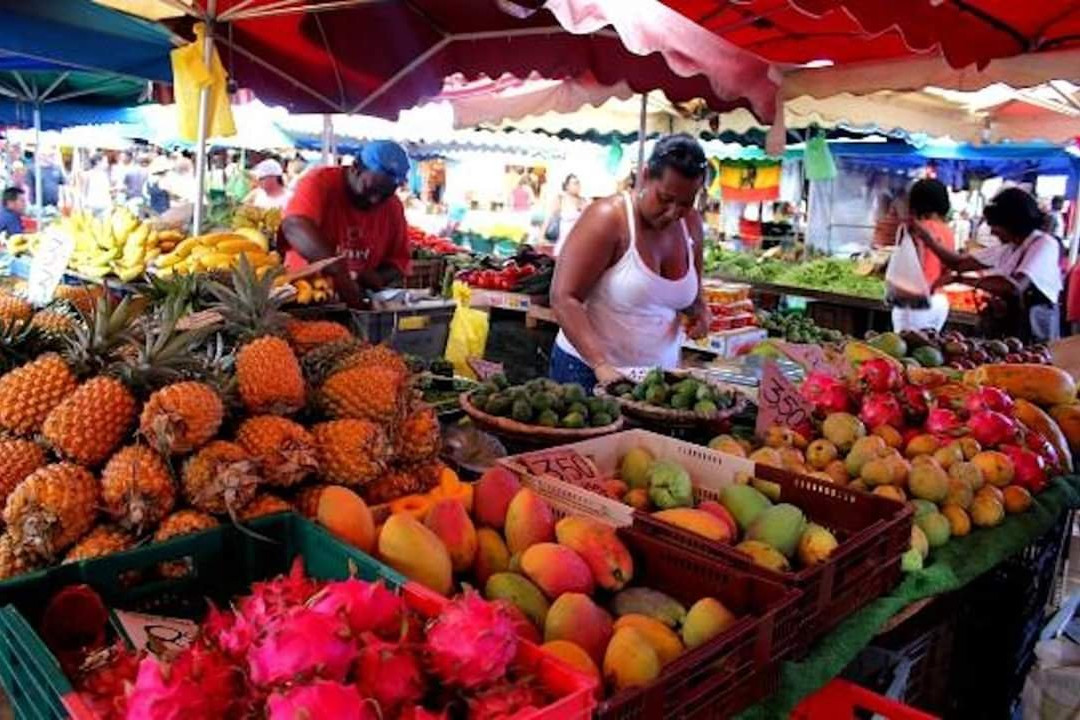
360,140,410,184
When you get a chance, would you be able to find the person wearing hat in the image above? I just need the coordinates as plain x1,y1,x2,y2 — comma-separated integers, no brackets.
145,155,172,215
244,158,290,210
282,140,412,308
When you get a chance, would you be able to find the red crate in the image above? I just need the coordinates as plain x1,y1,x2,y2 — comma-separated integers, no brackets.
792,679,939,719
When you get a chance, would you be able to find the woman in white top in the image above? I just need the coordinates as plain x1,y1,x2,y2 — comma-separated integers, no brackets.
82,154,113,215
243,158,290,210
550,135,711,387
541,174,585,256
913,187,1062,342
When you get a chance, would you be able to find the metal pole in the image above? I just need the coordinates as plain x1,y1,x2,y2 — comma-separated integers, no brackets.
33,104,43,218
635,92,647,189
1070,181,1080,267
192,10,216,234
321,113,332,166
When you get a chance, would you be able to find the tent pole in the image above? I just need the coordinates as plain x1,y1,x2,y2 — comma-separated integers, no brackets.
192,8,217,234
636,92,647,189
1070,181,1080,267
321,114,333,166
33,104,42,218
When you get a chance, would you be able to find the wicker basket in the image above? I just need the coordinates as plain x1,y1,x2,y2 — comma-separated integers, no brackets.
596,370,753,429
460,391,624,444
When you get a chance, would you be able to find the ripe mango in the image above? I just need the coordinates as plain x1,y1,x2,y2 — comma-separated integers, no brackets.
653,508,729,542
719,484,772,531
554,516,634,591
746,503,807,558
696,501,737,543
504,488,555,554
734,540,790,572
908,458,949,503
943,477,973,511
521,543,595,598
545,593,613,666
424,498,477,572
610,587,686,628
313,485,375,553
970,494,1005,528
542,640,599,683
473,467,520,528
614,614,685,666
620,447,654,490
796,523,838,567
484,572,550,628
604,627,661,691
682,597,737,649
915,512,951,548
377,513,452,595
474,528,510,586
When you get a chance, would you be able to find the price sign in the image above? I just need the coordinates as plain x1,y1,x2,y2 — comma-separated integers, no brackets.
756,360,814,438
113,610,198,660
27,226,75,307
512,449,603,490
467,357,504,381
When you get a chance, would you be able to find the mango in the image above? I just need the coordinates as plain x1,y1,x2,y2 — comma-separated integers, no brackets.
932,443,964,470
611,587,686,628
970,494,1005,528
941,504,971,537
314,485,375,553
909,498,938,518
873,486,906,502
546,593,613,666
719,485,772,531
822,412,866,452
901,547,924,572
746,503,807,558
521,543,595,598
860,457,894,487
949,461,984,492
623,488,650,510
1003,485,1033,514
751,477,782,502
845,436,887,477
748,447,783,467
971,451,1015,488
908,458,949,503
474,528,510,586
915,512,951,548
554,516,634,591
424,498,477,572
604,627,661,691
696,501,737,542
473,466,520,528
806,439,838,470
735,540,790,571
652,508,729,542
708,435,747,458
905,434,940,458
504,488,555,554
943,477,973,511
484,572,550,628
378,513,452,595
682,597,737,649
824,459,849,485
542,640,599,683
601,478,629,500
620,447,654,489
910,525,929,559
797,523,839,566
614,614,684,666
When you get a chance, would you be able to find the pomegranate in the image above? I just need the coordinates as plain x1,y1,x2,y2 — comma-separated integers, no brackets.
967,410,1018,448
857,359,903,394
801,372,852,415
964,386,1015,416
1000,444,1048,493
924,408,963,437
898,385,930,425
859,394,904,430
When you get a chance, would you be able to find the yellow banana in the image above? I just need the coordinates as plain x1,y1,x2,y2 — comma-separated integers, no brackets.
170,237,201,258
294,279,313,304
116,264,145,282
144,248,160,263
200,253,235,269
215,239,264,255
155,251,187,269
233,227,269,251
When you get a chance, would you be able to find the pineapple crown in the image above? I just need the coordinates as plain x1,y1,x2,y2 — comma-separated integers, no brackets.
62,293,144,377
205,255,289,343
111,295,214,395
0,318,57,374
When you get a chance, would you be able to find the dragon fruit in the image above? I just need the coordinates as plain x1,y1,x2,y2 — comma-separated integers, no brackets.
204,605,257,659
237,557,319,626
968,410,1018,447
124,646,239,720
857,358,902,394
309,578,404,638
964,386,1015,416
76,645,141,720
800,371,851,415
400,706,449,720
267,680,376,720
248,607,357,687
925,408,962,436
1000,444,1048,493
355,633,426,715
899,385,930,425
468,681,547,720
1025,432,1062,473
426,589,518,689
859,393,904,430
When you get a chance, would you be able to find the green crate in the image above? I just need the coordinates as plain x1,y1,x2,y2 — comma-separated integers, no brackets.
0,607,75,720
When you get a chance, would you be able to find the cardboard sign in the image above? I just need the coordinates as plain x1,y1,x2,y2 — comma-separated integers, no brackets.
755,360,814,437
467,357,504,381
113,610,198,660
778,342,848,379
27,226,75,306
508,448,603,491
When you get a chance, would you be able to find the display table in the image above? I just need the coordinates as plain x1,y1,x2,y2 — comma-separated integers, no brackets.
739,474,1080,719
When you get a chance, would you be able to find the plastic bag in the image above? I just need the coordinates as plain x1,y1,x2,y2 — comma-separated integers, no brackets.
885,230,930,299
170,23,236,142
804,134,837,181
444,281,489,379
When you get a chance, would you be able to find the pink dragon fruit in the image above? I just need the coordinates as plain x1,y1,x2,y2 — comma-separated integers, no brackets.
857,358,902,394
266,680,376,720
124,646,239,720
355,633,426,715
308,577,404,638
1025,431,1062,473
237,557,320,626
859,393,904,430
248,606,357,687
204,605,257,659
468,681,547,720
899,385,930,425
968,410,1018,447
1000,444,1048,493
425,590,518,690
964,386,1015,416
400,706,449,720
924,408,962,436
800,371,851,415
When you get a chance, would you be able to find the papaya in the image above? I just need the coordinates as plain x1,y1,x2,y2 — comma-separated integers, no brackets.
1050,403,1080,453
964,364,1076,407
843,341,905,372
1014,398,1073,472
652,508,728,541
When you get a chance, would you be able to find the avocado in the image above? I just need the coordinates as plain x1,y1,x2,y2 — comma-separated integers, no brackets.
567,402,589,418
511,399,533,423
911,346,944,368
644,384,668,406
591,412,613,427
643,368,665,387
537,409,559,427
632,383,649,401
562,383,587,403
530,392,554,412
670,392,694,410
694,400,718,413
561,412,586,429
486,394,512,416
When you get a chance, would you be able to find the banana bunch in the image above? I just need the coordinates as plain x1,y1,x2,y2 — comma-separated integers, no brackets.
4,233,40,255
153,228,279,277
62,208,160,282
232,204,283,237
291,275,336,304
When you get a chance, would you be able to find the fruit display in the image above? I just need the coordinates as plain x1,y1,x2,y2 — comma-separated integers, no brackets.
153,229,280,277
467,376,622,430
864,328,1053,370
408,225,465,257
231,203,283,238
757,309,845,344
604,369,743,416
288,274,336,305
705,247,885,299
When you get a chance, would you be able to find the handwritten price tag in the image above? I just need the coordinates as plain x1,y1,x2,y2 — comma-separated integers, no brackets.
467,357,504,381
514,449,603,490
27,226,75,307
113,610,198,660
755,360,814,438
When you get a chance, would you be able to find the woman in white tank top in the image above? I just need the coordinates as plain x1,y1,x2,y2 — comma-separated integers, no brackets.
550,135,711,388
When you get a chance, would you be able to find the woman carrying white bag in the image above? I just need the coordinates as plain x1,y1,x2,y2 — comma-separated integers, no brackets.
886,179,955,332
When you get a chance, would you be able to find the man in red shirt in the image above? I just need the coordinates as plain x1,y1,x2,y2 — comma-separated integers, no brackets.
282,140,411,307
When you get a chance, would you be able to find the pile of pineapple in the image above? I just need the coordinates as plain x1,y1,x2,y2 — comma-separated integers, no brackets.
0,260,442,581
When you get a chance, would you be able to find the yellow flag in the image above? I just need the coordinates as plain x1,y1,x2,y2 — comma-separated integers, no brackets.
170,22,236,142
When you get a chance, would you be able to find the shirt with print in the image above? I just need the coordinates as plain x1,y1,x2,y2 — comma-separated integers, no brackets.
284,166,410,276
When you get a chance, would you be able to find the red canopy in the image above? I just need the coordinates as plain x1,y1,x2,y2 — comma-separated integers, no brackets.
167,0,780,121
665,1,1080,70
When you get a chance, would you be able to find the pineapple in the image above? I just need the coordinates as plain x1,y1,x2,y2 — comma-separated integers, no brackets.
235,415,319,488
320,364,409,424
55,285,103,316
300,337,364,385
4,462,100,562
154,509,219,579
0,353,78,436
64,525,134,563
0,293,32,325
294,484,332,518
100,445,176,534
364,467,427,505
43,376,137,466
0,533,43,580
29,309,77,337
138,381,224,455
313,419,391,487
395,404,441,463
181,441,260,515
0,439,47,506
284,318,353,356
333,343,409,377
238,493,293,521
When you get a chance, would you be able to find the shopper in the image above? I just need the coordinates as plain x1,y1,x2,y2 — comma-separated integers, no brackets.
913,187,1062,342
145,156,172,214
540,173,585,256
82,153,114,214
26,148,64,208
890,178,954,332
549,134,710,387
244,158,290,210
0,187,26,237
281,140,411,308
